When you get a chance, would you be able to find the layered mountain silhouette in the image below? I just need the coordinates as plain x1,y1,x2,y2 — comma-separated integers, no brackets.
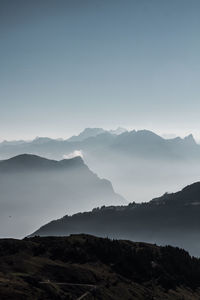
0,154,125,238
32,182,200,256
1,128,200,202
0,129,198,160
67,127,107,141
1,234,200,299
66,127,127,142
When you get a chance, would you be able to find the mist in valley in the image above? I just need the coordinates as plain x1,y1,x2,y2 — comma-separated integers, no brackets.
1,130,200,205
2,1,200,297
0,155,125,238
85,154,200,203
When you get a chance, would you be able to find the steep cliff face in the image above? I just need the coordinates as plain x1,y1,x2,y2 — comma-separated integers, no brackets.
0,154,125,238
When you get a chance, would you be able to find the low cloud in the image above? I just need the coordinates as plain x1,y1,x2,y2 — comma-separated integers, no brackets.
63,150,83,159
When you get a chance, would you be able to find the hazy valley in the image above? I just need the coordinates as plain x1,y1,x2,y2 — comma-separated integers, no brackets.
0,153,124,238
1,128,200,202
31,181,200,257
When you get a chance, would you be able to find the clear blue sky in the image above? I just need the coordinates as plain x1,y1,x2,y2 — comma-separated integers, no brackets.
1,0,200,140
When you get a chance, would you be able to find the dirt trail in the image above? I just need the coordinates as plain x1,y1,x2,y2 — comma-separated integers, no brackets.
40,281,97,299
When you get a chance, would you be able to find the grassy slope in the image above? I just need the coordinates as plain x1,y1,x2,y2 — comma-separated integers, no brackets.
0,234,200,299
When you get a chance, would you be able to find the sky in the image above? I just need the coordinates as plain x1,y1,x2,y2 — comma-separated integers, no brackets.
1,0,200,141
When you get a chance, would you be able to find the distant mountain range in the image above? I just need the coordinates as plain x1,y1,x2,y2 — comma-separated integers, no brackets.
0,128,198,163
0,127,128,153
32,182,200,256
0,128,198,161
0,128,200,202
1,234,200,299
68,127,107,141
1,128,200,202
0,154,125,238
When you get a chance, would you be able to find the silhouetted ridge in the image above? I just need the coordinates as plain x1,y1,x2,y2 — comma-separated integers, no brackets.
151,181,200,206
31,181,200,256
184,134,196,145
0,154,85,172
181,181,200,193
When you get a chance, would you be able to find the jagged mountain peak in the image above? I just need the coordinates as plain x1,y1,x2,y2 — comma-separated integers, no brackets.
184,134,196,144
68,128,106,142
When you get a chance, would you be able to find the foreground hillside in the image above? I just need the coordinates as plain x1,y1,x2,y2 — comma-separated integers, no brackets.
1,234,200,299
32,182,200,256
0,154,124,238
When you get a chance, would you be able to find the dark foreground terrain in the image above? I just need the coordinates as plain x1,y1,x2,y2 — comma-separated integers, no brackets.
0,235,200,299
